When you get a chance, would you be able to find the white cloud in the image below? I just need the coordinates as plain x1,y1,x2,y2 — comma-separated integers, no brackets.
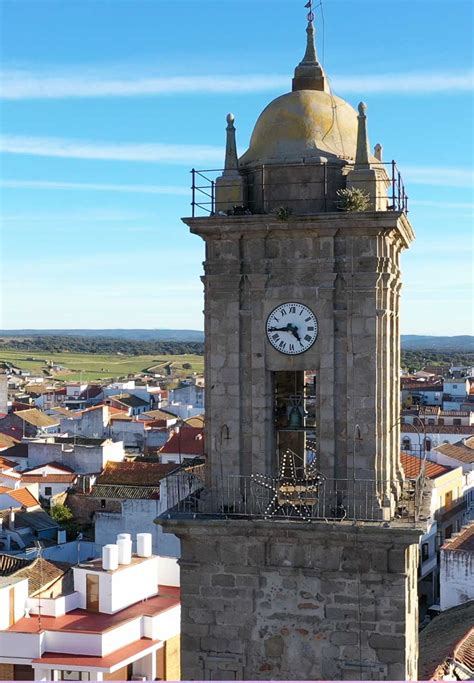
1,67,472,99
0,134,223,165
403,166,474,189
0,179,188,195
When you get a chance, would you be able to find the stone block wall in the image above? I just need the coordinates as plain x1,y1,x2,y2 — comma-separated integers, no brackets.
163,518,421,681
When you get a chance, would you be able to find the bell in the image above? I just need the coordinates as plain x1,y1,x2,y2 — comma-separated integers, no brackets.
288,406,303,429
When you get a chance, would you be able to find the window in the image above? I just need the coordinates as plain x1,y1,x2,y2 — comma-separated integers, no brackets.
44,486,52,496
402,437,411,451
60,672,90,681
445,525,453,540
421,543,429,562
424,438,432,452
453,418,461,426
428,418,435,425
100,499,106,509
438,418,444,426
445,490,453,510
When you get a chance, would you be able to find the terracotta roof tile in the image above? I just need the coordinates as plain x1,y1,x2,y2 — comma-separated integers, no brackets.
419,602,474,680
433,441,474,464
0,434,20,450
159,426,205,455
22,473,77,484
0,455,19,470
454,628,474,672
402,424,474,435
14,409,59,428
12,557,70,595
442,523,474,553
400,452,453,479
4,487,40,508
97,460,179,486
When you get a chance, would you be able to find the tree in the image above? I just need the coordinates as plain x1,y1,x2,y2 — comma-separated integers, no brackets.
50,503,73,524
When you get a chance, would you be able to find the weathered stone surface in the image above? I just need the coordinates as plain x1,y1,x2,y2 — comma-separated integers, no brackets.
164,520,420,680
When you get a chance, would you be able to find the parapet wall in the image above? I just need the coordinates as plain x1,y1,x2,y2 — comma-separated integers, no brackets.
162,518,422,681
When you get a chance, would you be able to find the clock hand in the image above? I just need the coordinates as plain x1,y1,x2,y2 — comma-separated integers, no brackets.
268,326,290,332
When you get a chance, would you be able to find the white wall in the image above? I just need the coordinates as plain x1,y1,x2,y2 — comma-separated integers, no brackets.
28,439,124,474
73,556,159,614
440,547,474,610
94,499,180,558
0,579,29,629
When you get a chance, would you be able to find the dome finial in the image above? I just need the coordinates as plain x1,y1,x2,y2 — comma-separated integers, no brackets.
292,1,328,93
223,113,239,176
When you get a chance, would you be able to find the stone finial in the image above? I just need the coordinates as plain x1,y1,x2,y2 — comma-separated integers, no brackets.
355,101,370,167
292,13,328,92
223,112,239,176
374,143,383,161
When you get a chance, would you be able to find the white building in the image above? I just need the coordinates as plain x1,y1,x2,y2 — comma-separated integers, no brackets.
440,523,474,611
27,436,125,475
92,461,199,558
21,463,78,501
0,532,181,681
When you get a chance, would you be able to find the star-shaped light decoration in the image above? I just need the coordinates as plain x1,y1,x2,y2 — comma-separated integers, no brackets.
251,449,325,521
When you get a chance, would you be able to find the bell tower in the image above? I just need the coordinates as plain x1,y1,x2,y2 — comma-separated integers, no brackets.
160,7,424,680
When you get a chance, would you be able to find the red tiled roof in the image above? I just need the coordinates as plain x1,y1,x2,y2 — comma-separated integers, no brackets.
33,638,160,670
433,441,474,465
402,424,474,435
0,455,19,470
22,473,77,484
10,585,179,634
400,452,453,480
0,434,20,450
454,628,474,672
97,461,179,486
2,487,40,508
442,523,474,553
419,602,474,680
159,426,204,455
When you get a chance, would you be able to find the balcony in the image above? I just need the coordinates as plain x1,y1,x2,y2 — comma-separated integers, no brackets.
190,161,408,217
435,498,467,524
163,470,420,524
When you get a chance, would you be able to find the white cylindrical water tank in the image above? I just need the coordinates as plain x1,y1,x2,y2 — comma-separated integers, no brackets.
117,533,131,543
136,533,152,558
117,538,132,565
102,544,119,571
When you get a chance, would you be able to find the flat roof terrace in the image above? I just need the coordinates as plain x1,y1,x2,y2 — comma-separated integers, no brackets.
8,585,179,634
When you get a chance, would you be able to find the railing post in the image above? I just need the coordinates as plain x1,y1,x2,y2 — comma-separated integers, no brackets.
324,162,328,212
191,168,196,218
211,180,215,215
398,171,401,211
391,160,396,210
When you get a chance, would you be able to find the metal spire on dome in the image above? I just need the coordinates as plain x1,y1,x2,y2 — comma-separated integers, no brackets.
292,1,328,92
301,1,318,64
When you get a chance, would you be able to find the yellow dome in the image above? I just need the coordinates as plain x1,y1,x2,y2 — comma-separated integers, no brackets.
239,89,359,166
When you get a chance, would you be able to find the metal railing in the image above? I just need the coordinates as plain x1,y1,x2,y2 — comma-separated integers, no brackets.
163,470,417,523
190,160,408,217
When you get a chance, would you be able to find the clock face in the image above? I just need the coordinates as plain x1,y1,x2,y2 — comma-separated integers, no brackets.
266,302,318,355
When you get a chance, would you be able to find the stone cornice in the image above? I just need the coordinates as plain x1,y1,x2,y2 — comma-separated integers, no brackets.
183,211,415,249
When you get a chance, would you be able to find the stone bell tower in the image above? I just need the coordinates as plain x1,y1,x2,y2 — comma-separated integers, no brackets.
160,7,424,681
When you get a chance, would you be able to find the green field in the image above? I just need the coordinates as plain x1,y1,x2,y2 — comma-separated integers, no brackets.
0,348,204,382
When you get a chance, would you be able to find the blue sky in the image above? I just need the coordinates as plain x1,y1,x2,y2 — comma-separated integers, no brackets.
0,0,473,334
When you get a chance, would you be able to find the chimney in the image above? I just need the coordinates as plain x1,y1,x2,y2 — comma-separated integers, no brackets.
9,508,15,530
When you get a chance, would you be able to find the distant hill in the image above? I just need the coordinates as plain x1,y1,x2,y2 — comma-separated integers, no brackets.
401,335,474,352
1,330,472,351
0,329,205,343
